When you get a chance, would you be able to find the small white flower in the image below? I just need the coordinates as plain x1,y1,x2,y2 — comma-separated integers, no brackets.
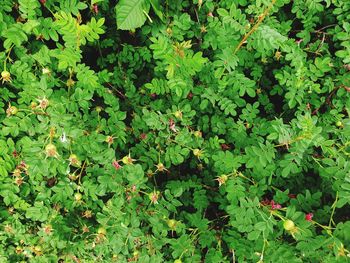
60,132,67,143
42,68,51,75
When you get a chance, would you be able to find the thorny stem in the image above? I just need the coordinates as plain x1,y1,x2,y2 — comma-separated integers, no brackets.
232,249,236,263
329,192,338,228
20,108,50,117
178,249,188,260
237,171,256,185
315,33,326,54
336,141,350,156
77,160,87,185
168,138,197,151
44,4,55,17
106,82,126,99
291,24,336,35
311,85,350,115
312,220,334,235
315,24,337,33
312,156,324,168
273,135,305,148
259,237,268,262
3,45,14,70
270,209,335,238
226,170,256,185
270,210,285,221
234,0,277,55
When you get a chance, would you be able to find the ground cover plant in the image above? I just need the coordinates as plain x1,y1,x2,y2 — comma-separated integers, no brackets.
0,0,350,262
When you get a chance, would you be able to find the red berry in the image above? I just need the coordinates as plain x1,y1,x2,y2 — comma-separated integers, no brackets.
112,160,121,170
305,213,313,221
270,200,282,210
221,144,230,150
92,4,98,14
140,133,147,140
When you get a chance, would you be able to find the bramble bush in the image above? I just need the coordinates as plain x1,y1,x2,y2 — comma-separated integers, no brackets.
0,0,350,262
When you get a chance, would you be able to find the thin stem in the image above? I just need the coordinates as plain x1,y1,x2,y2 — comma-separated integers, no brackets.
234,0,277,55
315,24,337,33
259,237,268,262
274,135,305,148
143,10,153,23
77,160,87,184
106,82,126,99
3,45,14,70
329,191,338,228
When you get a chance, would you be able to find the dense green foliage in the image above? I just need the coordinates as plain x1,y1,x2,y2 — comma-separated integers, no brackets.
1,0,350,262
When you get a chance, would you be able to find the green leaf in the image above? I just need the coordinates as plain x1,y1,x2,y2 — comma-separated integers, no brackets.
116,0,150,30
150,0,164,21
124,164,146,185
25,202,50,222
247,230,260,240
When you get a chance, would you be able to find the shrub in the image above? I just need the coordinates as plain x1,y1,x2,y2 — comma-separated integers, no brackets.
0,0,350,262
